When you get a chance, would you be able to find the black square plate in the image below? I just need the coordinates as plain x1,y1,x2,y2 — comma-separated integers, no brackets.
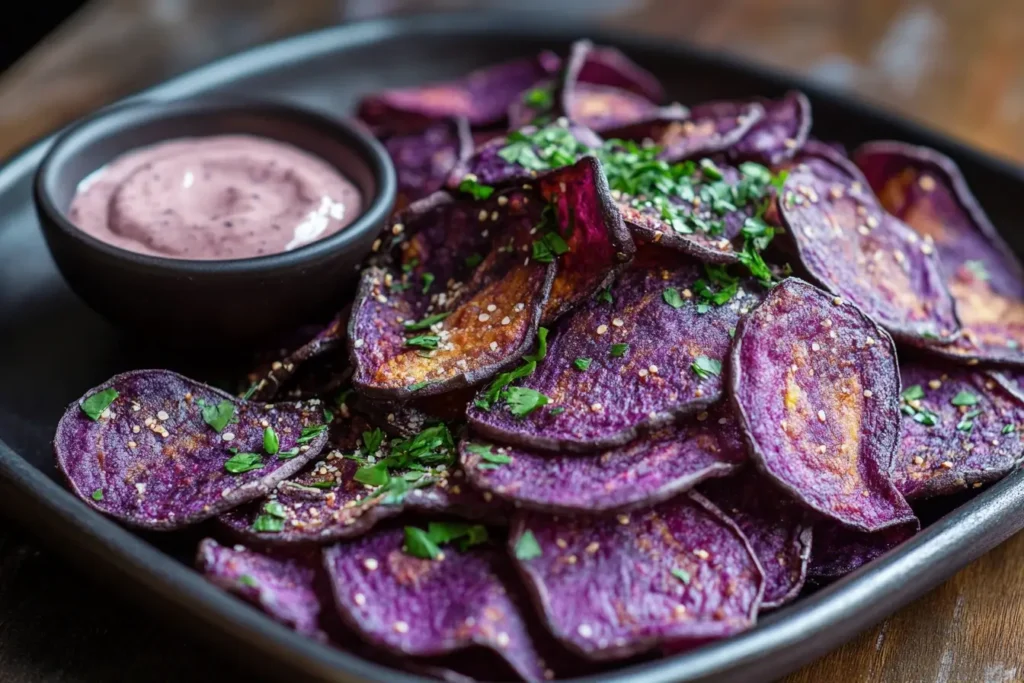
2,11,1023,683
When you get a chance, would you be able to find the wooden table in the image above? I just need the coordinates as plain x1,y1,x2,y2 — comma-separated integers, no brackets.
1,1,1022,681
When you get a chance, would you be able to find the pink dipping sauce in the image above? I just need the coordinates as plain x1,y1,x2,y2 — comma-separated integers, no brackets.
68,135,362,260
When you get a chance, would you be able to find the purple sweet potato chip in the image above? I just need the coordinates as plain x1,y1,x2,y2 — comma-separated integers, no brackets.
246,307,349,402
894,362,1024,500
808,516,919,579
357,51,561,130
220,418,504,545
730,278,916,532
616,154,778,264
779,142,961,344
460,405,745,514
699,469,812,608
383,118,474,210
601,100,764,163
324,528,550,681
562,39,664,104
728,91,812,166
197,538,326,639
565,83,667,133
351,387,474,438
55,370,329,530
510,492,763,660
856,141,1024,364
349,189,555,400
468,250,764,451
447,121,603,189
536,155,635,321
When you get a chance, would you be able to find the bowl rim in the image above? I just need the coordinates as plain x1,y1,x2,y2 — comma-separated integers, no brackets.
32,94,397,274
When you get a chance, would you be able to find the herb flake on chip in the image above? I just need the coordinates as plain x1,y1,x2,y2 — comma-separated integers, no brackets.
610,343,629,358
202,400,235,433
505,387,550,417
263,426,279,456
671,568,691,584
297,424,328,444
691,356,722,380
404,526,443,560
912,408,940,427
80,388,118,421
405,334,440,350
225,452,263,474
458,176,494,200
902,385,925,401
663,288,685,309
574,357,592,371
91,489,104,501
951,390,980,407
514,530,543,559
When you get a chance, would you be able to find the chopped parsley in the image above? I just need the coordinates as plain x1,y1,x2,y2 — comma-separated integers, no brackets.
531,206,570,263
514,530,543,560
225,452,263,474
362,428,385,455
956,409,983,433
408,380,432,392
350,424,457,505
404,526,443,560
421,272,435,294
691,356,722,379
694,265,740,311
505,387,550,417
403,312,450,331
405,334,440,350
277,447,300,459
458,176,494,200
610,343,629,358
671,568,691,584
238,575,258,587
404,522,490,560
263,426,279,456
353,462,389,486
464,252,484,268
91,489,104,501
912,409,940,427
297,424,328,444
522,85,554,109
80,388,119,421
663,288,685,309
574,357,592,371
1003,424,1017,435
475,328,548,411
950,390,980,407
202,400,235,433
596,287,613,304
901,385,925,401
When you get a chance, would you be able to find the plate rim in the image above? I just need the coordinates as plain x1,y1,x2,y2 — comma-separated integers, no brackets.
2,10,1023,683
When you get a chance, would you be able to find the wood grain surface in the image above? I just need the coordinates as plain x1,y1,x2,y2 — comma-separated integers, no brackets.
1,1,1022,681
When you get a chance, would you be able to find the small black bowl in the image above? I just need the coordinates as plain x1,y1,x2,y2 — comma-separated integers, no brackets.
34,95,395,347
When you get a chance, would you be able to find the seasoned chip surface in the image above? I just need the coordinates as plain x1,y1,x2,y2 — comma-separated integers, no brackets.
510,493,763,660
700,469,813,608
55,370,329,530
730,278,915,532
469,252,762,451
894,363,1024,500
779,142,961,344
461,405,744,513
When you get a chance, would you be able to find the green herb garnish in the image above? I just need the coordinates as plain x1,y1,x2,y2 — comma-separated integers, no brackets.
421,272,435,294
404,527,443,560
610,343,629,358
362,428,385,455
956,409,983,433
901,385,925,401
405,334,440,350
277,447,300,459
297,424,328,444
505,387,550,417
691,356,722,380
458,177,494,200
596,287,613,304
574,357,592,371
951,390,980,407
202,400,235,433
464,252,484,268
671,568,691,584
80,388,119,421
238,574,258,587
91,489,104,501
225,452,263,474
663,288,684,309
263,426,279,456
913,409,940,427
514,530,543,560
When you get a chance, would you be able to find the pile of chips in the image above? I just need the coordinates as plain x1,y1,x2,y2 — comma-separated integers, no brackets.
54,40,1024,681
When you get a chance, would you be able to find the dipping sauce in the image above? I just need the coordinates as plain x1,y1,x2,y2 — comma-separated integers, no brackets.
68,135,362,260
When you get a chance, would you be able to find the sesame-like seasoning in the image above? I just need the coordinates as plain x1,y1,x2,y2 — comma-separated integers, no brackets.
478,209,488,221
501,316,511,325
222,432,235,442
585,542,600,554
617,514,630,525
612,318,624,327
817,410,826,422
132,425,141,434
693,549,710,560
832,297,843,306
393,621,409,633
941,461,954,469
478,313,490,322
919,175,936,192
354,593,366,606
354,339,365,349
912,456,925,465
577,624,593,638
863,390,873,398
497,195,508,206
363,558,379,571
590,403,603,412
696,412,709,422
156,410,169,421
